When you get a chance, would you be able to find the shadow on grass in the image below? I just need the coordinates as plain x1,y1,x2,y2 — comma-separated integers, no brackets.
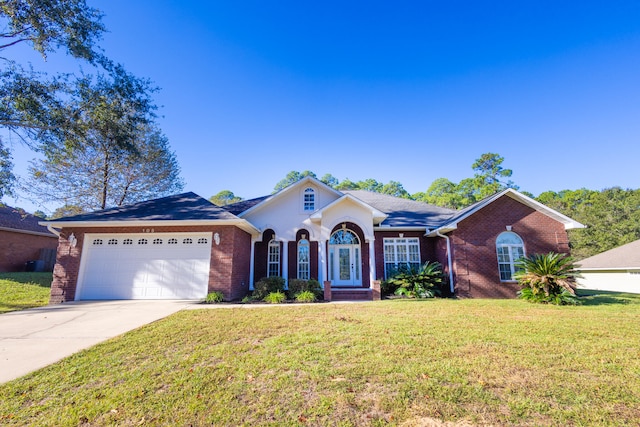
576,289,640,306
0,272,52,288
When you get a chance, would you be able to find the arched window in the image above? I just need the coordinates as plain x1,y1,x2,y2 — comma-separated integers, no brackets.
496,232,525,281
329,229,360,245
303,187,315,211
297,239,310,280
268,239,280,277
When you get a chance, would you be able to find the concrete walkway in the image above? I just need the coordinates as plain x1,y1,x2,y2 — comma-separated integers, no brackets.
0,300,191,384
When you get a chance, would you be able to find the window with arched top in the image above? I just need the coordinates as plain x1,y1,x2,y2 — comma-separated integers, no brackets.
329,229,360,245
297,239,310,280
496,231,525,281
303,187,315,211
268,239,280,277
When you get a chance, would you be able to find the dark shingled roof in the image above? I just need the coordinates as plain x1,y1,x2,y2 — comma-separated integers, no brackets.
0,205,54,235
223,195,271,216
47,192,240,222
342,190,456,228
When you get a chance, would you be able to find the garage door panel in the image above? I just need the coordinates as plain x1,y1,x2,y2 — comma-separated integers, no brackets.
78,233,212,300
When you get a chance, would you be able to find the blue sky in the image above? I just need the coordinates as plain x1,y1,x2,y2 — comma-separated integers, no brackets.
4,1,640,213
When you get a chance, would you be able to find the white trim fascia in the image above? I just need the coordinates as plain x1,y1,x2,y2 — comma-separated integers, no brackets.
310,194,388,223
0,226,58,238
38,219,261,236
578,267,640,272
238,176,343,218
425,225,457,237
374,226,428,232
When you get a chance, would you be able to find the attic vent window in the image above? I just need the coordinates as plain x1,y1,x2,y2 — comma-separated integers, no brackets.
303,187,315,211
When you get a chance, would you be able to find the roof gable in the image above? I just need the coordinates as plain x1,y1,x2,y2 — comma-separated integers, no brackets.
428,188,585,234
578,239,640,270
234,176,343,217
309,193,388,224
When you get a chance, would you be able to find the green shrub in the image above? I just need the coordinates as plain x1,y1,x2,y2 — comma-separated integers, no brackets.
515,252,581,306
204,291,224,303
384,261,445,299
518,287,580,305
241,295,255,303
287,278,322,299
253,276,285,300
295,290,317,303
263,291,286,304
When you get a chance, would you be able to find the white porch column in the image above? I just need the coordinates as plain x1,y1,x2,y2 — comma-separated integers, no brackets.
249,237,257,290
368,238,376,287
282,239,289,288
318,239,326,288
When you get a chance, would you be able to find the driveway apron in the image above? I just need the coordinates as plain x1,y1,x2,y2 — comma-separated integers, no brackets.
0,300,189,384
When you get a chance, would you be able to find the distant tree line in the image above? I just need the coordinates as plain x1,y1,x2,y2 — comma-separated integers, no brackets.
210,153,640,260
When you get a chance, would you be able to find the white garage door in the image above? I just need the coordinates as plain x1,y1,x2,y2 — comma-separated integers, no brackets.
77,232,212,300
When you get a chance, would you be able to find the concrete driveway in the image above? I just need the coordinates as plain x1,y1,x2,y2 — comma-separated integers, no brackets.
0,300,192,384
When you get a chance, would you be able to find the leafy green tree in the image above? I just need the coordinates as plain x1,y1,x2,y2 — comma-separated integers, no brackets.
27,122,183,211
414,153,518,209
380,180,410,198
209,190,243,206
320,173,339,188
535,188,640,260
335,178,358,190
356,178,383,192
413,178,464,208
50,204,85,219
273,170,317,192
515,252,580,305
0,0,105,62
0,140,15,198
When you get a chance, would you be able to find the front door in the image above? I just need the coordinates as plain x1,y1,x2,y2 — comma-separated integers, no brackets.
329,229,362,287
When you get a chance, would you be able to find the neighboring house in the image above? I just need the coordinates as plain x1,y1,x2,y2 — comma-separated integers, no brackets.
576,239,640,294
0,205,58,272
41,177,584,303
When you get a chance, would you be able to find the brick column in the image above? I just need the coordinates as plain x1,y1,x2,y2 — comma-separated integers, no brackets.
372,280,381,300
323,281,332,301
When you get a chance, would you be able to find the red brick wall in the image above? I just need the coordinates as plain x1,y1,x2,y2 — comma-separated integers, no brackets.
49,225,251,303
0,230,58,272
209,226,252,301
447,195,571,298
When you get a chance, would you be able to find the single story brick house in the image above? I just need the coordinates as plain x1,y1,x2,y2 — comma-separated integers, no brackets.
0,205,58,272
41,177,584,303
576,239,640,294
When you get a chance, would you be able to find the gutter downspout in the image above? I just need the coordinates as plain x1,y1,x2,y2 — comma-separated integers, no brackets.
435,230,455,294
46,224,61,238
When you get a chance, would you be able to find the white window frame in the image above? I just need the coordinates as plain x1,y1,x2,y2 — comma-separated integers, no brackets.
496,232,525,282
297,239,310,280
303,187,315,211
383,237,421,279
267,239,280,277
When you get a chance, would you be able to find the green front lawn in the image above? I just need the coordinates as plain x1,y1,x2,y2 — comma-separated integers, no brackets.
1,295,639,426
0,272,52,313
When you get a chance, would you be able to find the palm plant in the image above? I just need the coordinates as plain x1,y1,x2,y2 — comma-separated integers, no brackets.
386,261,445,299
514,252,581,305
